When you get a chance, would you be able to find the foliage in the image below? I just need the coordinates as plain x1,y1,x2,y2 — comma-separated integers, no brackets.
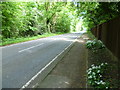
85,39,105,52
1,2,79,40
1,33,63,46
1,2,120,43
75,2,120,30
87,63,109,89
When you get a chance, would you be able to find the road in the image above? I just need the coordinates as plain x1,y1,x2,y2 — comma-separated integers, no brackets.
2,32,82,88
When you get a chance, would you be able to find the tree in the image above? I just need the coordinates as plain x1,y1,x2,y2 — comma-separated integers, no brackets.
1,2,79,39
75,2,120,30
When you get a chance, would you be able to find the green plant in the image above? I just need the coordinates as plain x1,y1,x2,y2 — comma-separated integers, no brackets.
85,39,105,52
87,63,109,89
1,2,79,39
0,33,63,46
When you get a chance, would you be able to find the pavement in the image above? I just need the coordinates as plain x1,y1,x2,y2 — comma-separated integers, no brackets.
35,34,88,88
2,32,83,88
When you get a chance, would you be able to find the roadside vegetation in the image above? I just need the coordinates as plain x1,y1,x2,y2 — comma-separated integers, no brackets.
1,2,120,46
83,3,120,87
85,39,105,52
85,32,119,89
75,2,120,30
87,63,109,89
0,2,79,46
1,33,63,46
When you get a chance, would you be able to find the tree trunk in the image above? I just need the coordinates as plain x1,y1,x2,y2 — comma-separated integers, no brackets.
48,23,51,33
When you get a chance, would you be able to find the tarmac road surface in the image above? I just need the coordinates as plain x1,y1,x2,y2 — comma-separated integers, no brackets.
2,32,82,88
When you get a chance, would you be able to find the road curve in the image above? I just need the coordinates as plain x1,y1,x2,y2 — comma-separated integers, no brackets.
2,32,82,88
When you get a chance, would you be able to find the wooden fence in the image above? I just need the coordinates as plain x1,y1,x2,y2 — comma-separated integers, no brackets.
91,16,120,60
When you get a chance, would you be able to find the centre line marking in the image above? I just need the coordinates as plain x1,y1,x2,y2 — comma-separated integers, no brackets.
19,43,44,53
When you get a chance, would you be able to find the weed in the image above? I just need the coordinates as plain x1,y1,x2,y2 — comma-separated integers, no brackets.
87,63,110,89
85,39,105,52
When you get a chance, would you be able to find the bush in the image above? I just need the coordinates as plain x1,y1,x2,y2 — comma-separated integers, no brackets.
87,63,109,89
85,39,105,52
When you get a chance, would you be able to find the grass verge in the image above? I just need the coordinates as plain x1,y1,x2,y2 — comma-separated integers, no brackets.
0,33,64,46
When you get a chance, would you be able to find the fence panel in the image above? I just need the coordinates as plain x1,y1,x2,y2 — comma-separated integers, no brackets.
91,16,120,59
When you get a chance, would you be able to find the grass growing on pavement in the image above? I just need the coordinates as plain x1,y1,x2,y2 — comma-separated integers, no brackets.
0,33,63,46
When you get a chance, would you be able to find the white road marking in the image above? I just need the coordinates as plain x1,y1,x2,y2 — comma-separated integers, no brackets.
20,35,80,89
19,43,44,53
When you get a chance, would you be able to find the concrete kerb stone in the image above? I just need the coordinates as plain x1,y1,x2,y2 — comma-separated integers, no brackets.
21,36,81,89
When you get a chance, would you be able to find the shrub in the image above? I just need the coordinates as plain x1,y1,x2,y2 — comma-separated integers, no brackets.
87,63,109,89
85,39,105,51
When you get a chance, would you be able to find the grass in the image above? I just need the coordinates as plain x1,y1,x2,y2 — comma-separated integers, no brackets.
0,32,64,46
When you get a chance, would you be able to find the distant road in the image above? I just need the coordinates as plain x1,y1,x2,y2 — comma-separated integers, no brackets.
2,32,82,88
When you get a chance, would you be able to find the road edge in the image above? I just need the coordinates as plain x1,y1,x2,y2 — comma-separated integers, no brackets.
20,35,80,89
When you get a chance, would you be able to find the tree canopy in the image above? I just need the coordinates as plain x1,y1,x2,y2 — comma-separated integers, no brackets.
75,2,120,30
1,2,79,39
1,2,120,39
